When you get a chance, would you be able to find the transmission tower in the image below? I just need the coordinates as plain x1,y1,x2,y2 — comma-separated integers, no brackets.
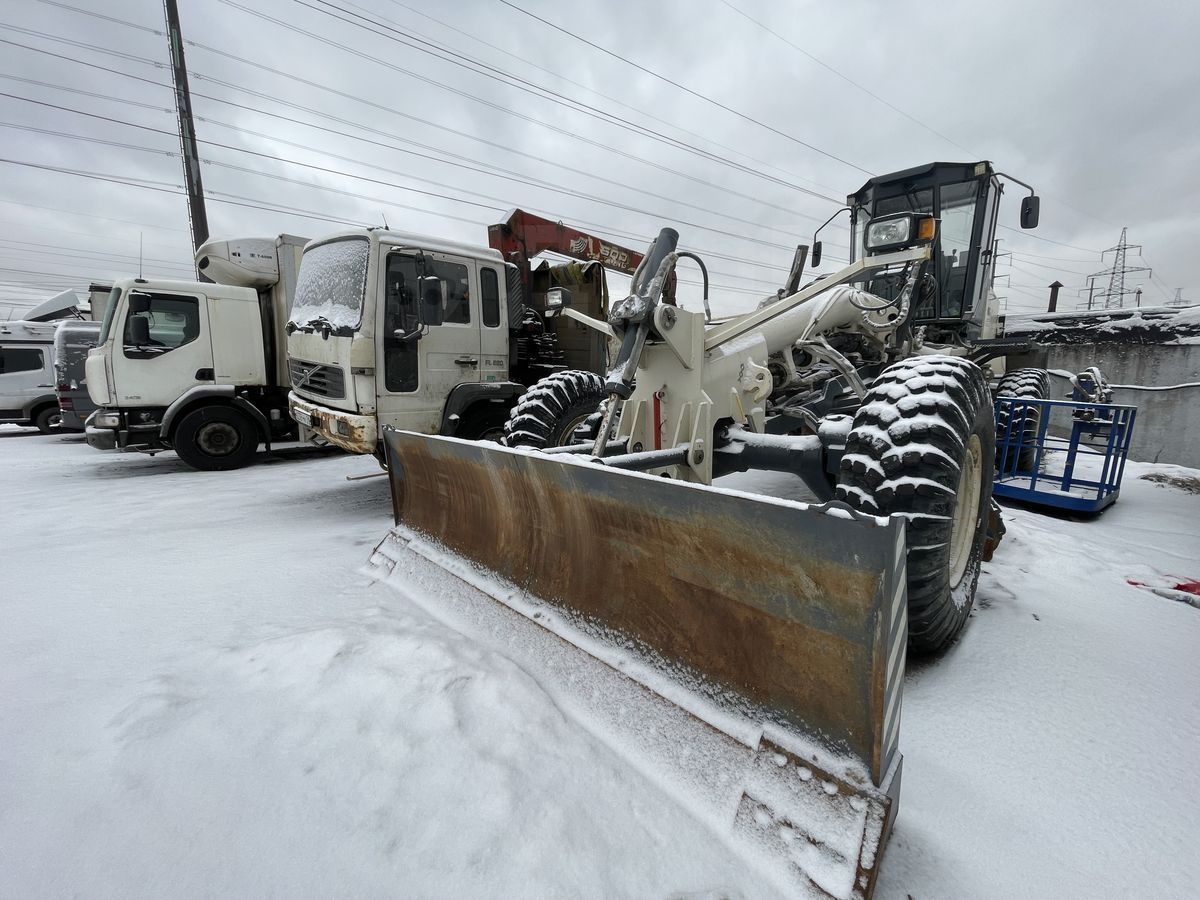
1085,228,1151,309
1168,288,1188,307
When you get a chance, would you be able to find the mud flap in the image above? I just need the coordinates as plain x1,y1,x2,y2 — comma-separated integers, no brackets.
381,429,909,898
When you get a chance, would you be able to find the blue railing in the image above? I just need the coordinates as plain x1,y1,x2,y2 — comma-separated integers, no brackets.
992,396,1138,513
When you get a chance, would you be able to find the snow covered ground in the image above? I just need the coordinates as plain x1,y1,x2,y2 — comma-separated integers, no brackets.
2,426,1198,898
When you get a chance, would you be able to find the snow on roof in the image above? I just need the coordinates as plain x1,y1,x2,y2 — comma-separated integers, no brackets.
1003,304,1200,345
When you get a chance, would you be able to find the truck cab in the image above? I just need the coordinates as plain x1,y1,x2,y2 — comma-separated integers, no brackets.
84,233,307,470
847,161,1038,348
287,227,608,456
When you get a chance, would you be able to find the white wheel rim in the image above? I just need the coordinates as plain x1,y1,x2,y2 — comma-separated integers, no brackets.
948,433,983,589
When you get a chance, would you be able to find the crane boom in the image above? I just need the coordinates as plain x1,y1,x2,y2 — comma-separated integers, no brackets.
487,209,644,287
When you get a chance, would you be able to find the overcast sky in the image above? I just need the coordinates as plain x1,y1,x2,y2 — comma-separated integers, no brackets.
1,0,1197,319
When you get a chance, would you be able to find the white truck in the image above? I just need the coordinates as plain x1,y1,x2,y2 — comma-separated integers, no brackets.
286,211,638,459
84,234,309,470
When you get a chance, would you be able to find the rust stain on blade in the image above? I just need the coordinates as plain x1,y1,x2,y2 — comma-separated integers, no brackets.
385,430,906,784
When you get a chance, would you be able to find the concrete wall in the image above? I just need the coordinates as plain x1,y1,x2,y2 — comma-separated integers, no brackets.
1006,343,1200,468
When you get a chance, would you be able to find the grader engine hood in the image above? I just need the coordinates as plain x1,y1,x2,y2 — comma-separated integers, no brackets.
382,428,909,897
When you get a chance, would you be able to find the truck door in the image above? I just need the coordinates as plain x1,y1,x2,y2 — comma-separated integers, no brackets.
477,263,508,383
376,249,481,433
0,344,49,416
109,289,215,407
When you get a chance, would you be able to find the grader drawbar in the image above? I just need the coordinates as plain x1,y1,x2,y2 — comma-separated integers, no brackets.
382,428,909,898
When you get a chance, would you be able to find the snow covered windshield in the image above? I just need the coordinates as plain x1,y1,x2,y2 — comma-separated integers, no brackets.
290,238,370,334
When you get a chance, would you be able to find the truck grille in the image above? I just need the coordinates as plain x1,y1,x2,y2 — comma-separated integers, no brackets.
289,358,345,399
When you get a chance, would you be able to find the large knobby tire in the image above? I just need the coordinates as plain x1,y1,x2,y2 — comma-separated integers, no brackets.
34,406,61,434
503,370,606,448
172,405,260,471
994,367,1049,472
836,355,996,654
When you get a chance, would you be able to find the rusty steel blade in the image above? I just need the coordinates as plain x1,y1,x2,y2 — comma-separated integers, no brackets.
384,430,907,780
381,429,910,897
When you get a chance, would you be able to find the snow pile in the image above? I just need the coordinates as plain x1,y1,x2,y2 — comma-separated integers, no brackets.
1,430,1198,898
97,609,770,897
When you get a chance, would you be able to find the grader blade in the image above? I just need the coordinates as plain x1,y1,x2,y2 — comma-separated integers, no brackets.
382,429,909,898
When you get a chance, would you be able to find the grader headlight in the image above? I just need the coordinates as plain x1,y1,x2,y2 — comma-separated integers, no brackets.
864,213,937,253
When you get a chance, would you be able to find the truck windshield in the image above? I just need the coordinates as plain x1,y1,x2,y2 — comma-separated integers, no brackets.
290,237,369,333
97,286,122,344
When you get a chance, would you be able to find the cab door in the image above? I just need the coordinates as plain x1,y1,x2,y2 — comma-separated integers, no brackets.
376,249,481,433
109,289,215,407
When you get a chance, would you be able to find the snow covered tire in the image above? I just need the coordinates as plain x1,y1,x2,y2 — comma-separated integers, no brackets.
503,370,606,449
836,355,996,655
994,367,1049,472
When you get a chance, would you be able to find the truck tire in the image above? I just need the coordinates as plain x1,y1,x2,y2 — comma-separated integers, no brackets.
34,406,61,434
503,370,606,448
836,355,996,654
994,367,1049,472
172,405,260,471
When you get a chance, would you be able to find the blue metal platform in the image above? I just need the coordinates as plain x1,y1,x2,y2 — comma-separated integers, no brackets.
993,396,1137,513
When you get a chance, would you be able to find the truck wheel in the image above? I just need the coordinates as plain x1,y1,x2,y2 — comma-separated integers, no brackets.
34,406,61,434
503,370,606,448
994,367,1049,471
836,355,996,655
172,405,260,471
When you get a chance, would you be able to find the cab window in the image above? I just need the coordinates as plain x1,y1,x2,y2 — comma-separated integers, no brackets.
481,267,501,328
124,293,201,359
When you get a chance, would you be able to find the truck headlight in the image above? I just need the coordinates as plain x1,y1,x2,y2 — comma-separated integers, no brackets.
864,213,936,253
94,410,121,428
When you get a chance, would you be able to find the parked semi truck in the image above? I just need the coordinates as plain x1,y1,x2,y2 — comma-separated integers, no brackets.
287,210,642,457
85,234,308,470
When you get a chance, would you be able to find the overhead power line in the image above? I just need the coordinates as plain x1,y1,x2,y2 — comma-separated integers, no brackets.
0,94,813,258
376,0,831,196
0,27,838,231
207,0,846,211
497,0,872,175
715,0,976,157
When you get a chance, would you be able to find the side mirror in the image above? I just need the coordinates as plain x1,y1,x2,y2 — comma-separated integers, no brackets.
128,315,151,346
418,275,444,327
811,241,823,268
128,293,151,314
1020,195,1040,229
545,287,572,316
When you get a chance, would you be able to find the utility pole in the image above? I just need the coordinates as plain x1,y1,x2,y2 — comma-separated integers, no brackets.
163,0,209,279
1086,227,1151,309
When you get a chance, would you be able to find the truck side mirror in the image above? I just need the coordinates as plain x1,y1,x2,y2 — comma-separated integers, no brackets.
418,275,444,327
128,315,151,346
128,293,151,314
1020,195,1040,229
545,287,572,316
811,241,822,268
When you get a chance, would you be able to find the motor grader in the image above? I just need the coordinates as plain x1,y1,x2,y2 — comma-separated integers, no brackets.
376,161,1040,897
